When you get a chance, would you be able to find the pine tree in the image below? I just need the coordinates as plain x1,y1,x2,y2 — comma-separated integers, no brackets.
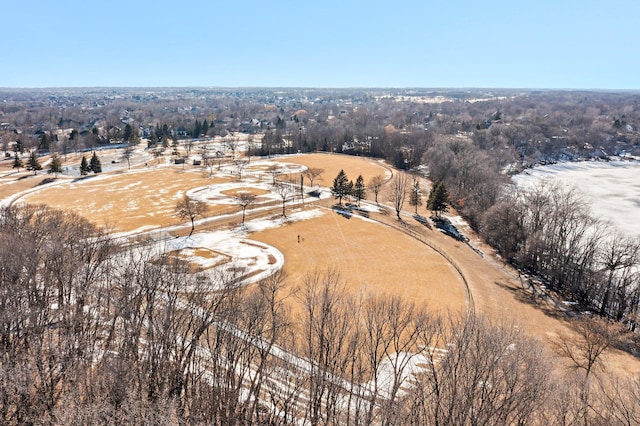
14,139,24,154
427,181,449,217
193,120,201,138
147,131,158,148
26,151,42,175
129,126,140,144
409,180,422,214
331,169,350,205
48,153,62,177
89,152,102,173
38,133,50,152
353,175,366,205
80,155,89,176
123,123,133,142
12,154,23,171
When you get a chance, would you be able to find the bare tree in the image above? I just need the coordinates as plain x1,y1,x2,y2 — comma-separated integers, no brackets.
298,269,359,426
273,181,295,217
387,172,409,220
151,147,163,165
0,204,114,424
267,164,280,185
226,136,238,160
407,314,551,426
591,373,640,425
235,192,256,225
597,234,640,317
121,143,135,170
409,174,422,214
369,174,385,205
234,159,248,181
185,138,195,159
303,167,324,188
361,295,433,425
175,195,209,236
553,316,623,379
200,145,214,177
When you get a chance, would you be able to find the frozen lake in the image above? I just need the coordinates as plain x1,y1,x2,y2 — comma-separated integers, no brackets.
512,161,640,238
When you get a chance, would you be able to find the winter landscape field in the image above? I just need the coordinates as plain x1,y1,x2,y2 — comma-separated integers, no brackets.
3,137,640,423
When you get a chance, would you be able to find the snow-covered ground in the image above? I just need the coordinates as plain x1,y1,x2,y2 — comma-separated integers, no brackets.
144,209,326,290
186,181,283,205
512,161,640,237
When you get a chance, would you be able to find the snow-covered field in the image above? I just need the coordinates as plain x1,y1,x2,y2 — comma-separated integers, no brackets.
512,161,640,237
143,209,326,290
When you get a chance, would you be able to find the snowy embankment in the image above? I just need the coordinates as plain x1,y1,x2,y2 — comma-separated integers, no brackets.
512,160,640,237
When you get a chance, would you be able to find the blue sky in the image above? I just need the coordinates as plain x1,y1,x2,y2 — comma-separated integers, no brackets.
3,0,639,89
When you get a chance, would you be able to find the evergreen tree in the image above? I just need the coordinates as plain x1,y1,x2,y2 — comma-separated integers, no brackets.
80,155,89,176
202,119,209,136
12,154,23,171
89,152,102,173
427,181,449,217
129,126,140,144
353,174,366,205
410,179,422,214
14,139,24,154
123,123,133,142
69,129,79,143
48,153,62,176
26,151,42,175
193,120,201,138
38,133,50,152
331,169,350,205
147,131,158,148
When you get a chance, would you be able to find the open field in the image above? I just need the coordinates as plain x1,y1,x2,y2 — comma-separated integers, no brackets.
18,168,234,233
249,205,467,315
2,149,640,377
274,152,393,187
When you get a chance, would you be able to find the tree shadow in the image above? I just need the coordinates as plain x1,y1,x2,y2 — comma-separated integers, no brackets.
332,205,352,219
493,279,569,320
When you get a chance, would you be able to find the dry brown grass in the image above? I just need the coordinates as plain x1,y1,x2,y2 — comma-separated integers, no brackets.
220,187,271,197
19,167,234,232
274,152,391,186
250,205,467,317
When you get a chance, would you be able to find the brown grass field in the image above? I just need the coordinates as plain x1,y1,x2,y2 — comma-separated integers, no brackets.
249,205,467,315
274,152,392,186
2,150,640,375
18,168,235,232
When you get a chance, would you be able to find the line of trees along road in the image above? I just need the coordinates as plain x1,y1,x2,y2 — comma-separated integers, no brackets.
2,204,640,425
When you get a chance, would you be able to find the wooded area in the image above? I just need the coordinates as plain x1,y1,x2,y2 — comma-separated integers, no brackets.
1,88,640,424
1,204,639,425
